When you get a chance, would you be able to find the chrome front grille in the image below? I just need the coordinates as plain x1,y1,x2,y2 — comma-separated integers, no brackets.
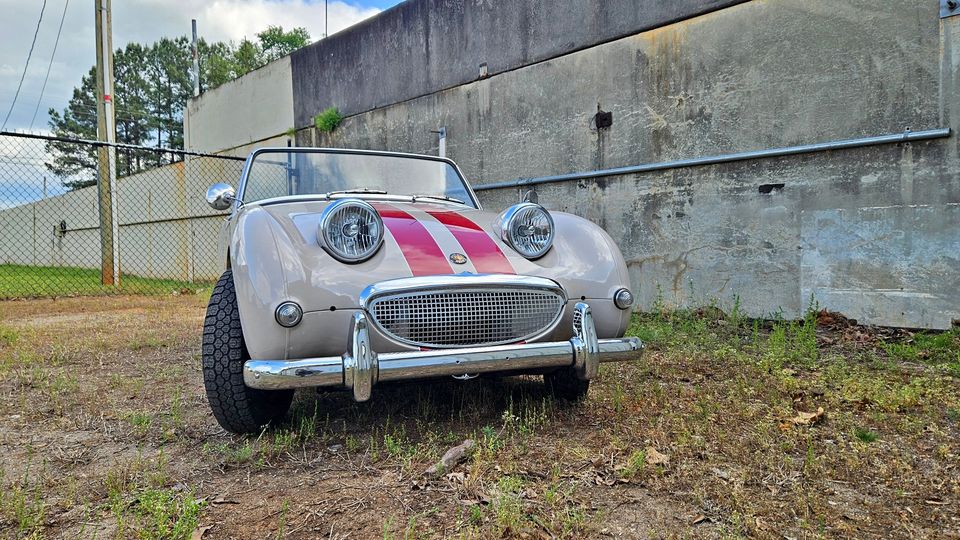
367,284,565,349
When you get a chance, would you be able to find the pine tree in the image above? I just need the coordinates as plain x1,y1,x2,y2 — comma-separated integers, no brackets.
46,26,311,189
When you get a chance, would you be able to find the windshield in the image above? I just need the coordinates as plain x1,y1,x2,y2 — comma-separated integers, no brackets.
239,150,476,207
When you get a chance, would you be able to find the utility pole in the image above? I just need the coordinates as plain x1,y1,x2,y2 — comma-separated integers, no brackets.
325,0,328,38
191,19,200,97
95,0,119,286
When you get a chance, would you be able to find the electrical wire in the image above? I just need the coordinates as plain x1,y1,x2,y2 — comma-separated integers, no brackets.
2,0,49,131
30,0,70,130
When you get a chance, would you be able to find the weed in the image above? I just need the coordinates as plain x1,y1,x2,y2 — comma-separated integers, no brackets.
620,449,646,479
0,325,18,347
275,500,289,539
134,487,204,540
854,428,879,443
0,468,46,538
729,295,743,329
468,504,484,525
883,328,959,366
128,411,153,436
314,107,342,132
492,476,525,534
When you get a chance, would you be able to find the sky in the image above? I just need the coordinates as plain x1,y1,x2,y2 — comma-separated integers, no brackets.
0,0,404,134
0,0,403,208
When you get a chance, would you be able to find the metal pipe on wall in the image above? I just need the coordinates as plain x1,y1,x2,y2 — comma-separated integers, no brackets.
473,128,952,191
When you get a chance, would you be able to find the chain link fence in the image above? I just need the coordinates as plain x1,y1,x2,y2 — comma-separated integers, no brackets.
0,132,245,299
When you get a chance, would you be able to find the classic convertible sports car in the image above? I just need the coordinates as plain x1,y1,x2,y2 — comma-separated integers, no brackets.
202,148,642,433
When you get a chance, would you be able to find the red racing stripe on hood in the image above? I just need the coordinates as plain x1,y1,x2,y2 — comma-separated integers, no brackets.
373,203,453,276
427,211,515,274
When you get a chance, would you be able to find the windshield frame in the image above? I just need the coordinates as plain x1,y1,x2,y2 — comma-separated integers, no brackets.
234,147,481,211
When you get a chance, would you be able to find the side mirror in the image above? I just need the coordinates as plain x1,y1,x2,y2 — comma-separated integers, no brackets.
206,183,236,211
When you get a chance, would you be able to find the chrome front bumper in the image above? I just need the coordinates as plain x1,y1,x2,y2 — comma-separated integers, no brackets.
243,302,642,401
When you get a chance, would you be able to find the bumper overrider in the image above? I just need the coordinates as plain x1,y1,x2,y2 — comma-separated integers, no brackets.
243,302,643,401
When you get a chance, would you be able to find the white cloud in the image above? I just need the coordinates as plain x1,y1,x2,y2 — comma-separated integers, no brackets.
0,0,383,132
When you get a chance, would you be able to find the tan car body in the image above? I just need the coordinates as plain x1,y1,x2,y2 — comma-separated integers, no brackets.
219,198,631,361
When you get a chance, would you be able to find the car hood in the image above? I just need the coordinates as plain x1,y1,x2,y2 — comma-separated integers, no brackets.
231,198,629,311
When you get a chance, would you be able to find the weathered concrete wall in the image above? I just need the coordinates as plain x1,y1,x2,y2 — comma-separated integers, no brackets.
293,0,958,329
290,0,748,127
184,57,294,155
177,0,959,328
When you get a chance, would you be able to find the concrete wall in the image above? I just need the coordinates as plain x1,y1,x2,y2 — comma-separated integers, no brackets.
290,0,747,127
178,0,960,328
284,0,958,328
184,57,295,155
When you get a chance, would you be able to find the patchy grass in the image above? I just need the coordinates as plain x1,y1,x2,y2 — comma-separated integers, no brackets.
0,264,211,299
0,295,957,538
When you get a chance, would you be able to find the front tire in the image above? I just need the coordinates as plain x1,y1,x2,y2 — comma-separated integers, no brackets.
544,367,590,401
202,270,293,433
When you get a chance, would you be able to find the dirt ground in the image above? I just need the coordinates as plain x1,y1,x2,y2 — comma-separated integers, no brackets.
0,293,957,539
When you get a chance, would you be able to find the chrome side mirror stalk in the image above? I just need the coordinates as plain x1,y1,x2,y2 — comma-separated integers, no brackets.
206,183,237,211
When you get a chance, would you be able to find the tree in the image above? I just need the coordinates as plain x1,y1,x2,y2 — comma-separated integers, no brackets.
45,68,98,189
46,25,312,189
257,26,311,63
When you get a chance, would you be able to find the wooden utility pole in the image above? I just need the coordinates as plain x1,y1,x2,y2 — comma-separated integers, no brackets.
95,0,119,285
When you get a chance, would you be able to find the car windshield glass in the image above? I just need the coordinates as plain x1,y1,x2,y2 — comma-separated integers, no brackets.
241,150,475,207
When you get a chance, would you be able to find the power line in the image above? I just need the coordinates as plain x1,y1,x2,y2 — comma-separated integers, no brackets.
2,0,49,131
30,0,70,130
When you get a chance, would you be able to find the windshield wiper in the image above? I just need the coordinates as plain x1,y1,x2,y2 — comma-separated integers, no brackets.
411,194,465,205
322,188,388,197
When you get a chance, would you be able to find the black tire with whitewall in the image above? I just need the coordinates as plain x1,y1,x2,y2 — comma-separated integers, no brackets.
202,270,293,434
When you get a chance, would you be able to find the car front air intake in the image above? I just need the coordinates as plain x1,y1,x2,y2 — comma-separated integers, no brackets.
360,275,566,349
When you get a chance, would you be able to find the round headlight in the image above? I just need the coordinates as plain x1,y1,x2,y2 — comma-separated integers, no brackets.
318,199,384,263
499,202,555,259
614,288,634,310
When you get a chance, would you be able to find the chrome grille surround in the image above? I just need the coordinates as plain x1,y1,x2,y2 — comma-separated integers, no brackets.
361,275,566,349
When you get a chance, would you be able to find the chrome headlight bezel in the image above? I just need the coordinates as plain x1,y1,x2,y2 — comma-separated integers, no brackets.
498,202,555,259
318,199,384,263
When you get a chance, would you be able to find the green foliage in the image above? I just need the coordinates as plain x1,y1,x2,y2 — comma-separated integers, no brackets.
854,428,879,443
257,26,312,63
131,488,203,540
882,328,960,376
0,325,17,348
492,476,525,533
314,107,343,133
0,468,46,538
620,449,647,479
47,26,311,189
761,308,818,371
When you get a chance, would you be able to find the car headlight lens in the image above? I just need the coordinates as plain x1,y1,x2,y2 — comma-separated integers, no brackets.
499,202,555,259
318,199,384,263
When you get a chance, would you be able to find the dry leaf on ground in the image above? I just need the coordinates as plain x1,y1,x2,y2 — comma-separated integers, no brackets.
790,407,825,426
646,447,670,466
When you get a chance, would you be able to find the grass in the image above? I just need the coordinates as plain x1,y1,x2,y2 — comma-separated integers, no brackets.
853,427,879,443
0,294,958,538
0,264,210,299
313,107,343,133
